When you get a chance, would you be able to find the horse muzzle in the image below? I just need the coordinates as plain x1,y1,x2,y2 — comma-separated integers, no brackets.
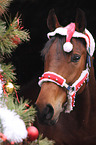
35,103,56,125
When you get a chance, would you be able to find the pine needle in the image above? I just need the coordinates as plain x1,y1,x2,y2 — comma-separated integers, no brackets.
6,96,36,126
0,16,30,56
1,63,16,81
30,134,55,145
0,0,12,14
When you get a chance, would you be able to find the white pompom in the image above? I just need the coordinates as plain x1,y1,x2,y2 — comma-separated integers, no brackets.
0,108,27,143
63,42,73,53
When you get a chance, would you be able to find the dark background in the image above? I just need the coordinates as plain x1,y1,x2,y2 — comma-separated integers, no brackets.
7,0,96,88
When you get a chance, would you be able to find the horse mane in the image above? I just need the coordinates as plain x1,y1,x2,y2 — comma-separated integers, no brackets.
41,36,56,58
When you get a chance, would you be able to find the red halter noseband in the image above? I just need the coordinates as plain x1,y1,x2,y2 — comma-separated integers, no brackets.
39,71,70,90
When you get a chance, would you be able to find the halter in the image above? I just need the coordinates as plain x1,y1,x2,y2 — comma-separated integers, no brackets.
38,23,95,113
38,64,89,113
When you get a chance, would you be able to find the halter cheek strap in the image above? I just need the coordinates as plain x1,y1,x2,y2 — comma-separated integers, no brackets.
38,68,89,113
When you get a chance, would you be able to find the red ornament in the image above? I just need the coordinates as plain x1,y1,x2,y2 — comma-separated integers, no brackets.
27,126,39,141
11,35,21,45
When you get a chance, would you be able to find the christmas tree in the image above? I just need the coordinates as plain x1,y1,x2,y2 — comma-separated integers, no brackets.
0,0,54,145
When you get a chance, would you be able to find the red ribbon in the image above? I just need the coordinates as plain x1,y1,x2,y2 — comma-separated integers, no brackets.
14,87,20,103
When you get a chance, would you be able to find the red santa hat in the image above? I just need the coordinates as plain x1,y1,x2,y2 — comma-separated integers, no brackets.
47,23,95,56
63,23,75,52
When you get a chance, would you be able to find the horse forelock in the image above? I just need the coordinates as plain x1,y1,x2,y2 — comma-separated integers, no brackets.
41,36,56,58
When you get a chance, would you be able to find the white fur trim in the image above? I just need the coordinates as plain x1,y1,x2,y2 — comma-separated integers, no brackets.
71,69,89,89
38,78,61,87
47,27,67,39
85,29,95,56
63,42,73,52
65,95,73,113
0,108,27,143
38,71,66,87
47,25,95,56
65,69,89,113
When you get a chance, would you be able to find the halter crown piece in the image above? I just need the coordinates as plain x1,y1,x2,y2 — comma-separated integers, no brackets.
38,23,95,113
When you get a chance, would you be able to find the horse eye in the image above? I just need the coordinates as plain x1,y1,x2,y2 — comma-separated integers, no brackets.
71,54,81,62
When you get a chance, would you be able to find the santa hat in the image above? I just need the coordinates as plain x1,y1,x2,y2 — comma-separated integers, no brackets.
47,23,95,56
63,23,75,52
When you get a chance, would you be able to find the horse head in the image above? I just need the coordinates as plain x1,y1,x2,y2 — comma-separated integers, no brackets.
36,9,95,125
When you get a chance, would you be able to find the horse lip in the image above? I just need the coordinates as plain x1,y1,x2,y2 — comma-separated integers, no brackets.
48,120,56,126
37,113,56,126
39,118,56,126
36,109,56,125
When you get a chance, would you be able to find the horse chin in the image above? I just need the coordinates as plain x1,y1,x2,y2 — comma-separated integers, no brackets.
38,115,59,126
44,119,57,126
47,110,62,125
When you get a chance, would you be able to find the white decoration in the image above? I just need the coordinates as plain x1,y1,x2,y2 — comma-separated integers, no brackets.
63,42,73,53
0,108,27,143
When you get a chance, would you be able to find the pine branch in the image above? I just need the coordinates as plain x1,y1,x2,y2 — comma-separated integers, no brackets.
39,137,55,145
1,63,16,82
0,0,12,14
0,16,30,55
30,134,55,145
6,96,36,126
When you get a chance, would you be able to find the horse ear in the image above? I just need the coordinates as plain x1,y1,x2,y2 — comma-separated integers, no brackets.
75,8,87,32
47,9,61,31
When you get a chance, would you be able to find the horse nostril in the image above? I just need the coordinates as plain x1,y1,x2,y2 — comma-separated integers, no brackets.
35,103,54,124
42,104,54,120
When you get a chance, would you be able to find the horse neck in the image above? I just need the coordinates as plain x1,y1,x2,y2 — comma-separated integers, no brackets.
76,61,96,127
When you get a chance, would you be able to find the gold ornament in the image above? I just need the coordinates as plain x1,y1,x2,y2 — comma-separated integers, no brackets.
6,82,14,93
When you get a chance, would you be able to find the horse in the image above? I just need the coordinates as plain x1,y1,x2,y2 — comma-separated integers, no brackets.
35,9,96,145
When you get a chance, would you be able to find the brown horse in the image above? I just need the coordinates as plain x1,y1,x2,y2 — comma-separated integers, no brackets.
35,9,96,145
